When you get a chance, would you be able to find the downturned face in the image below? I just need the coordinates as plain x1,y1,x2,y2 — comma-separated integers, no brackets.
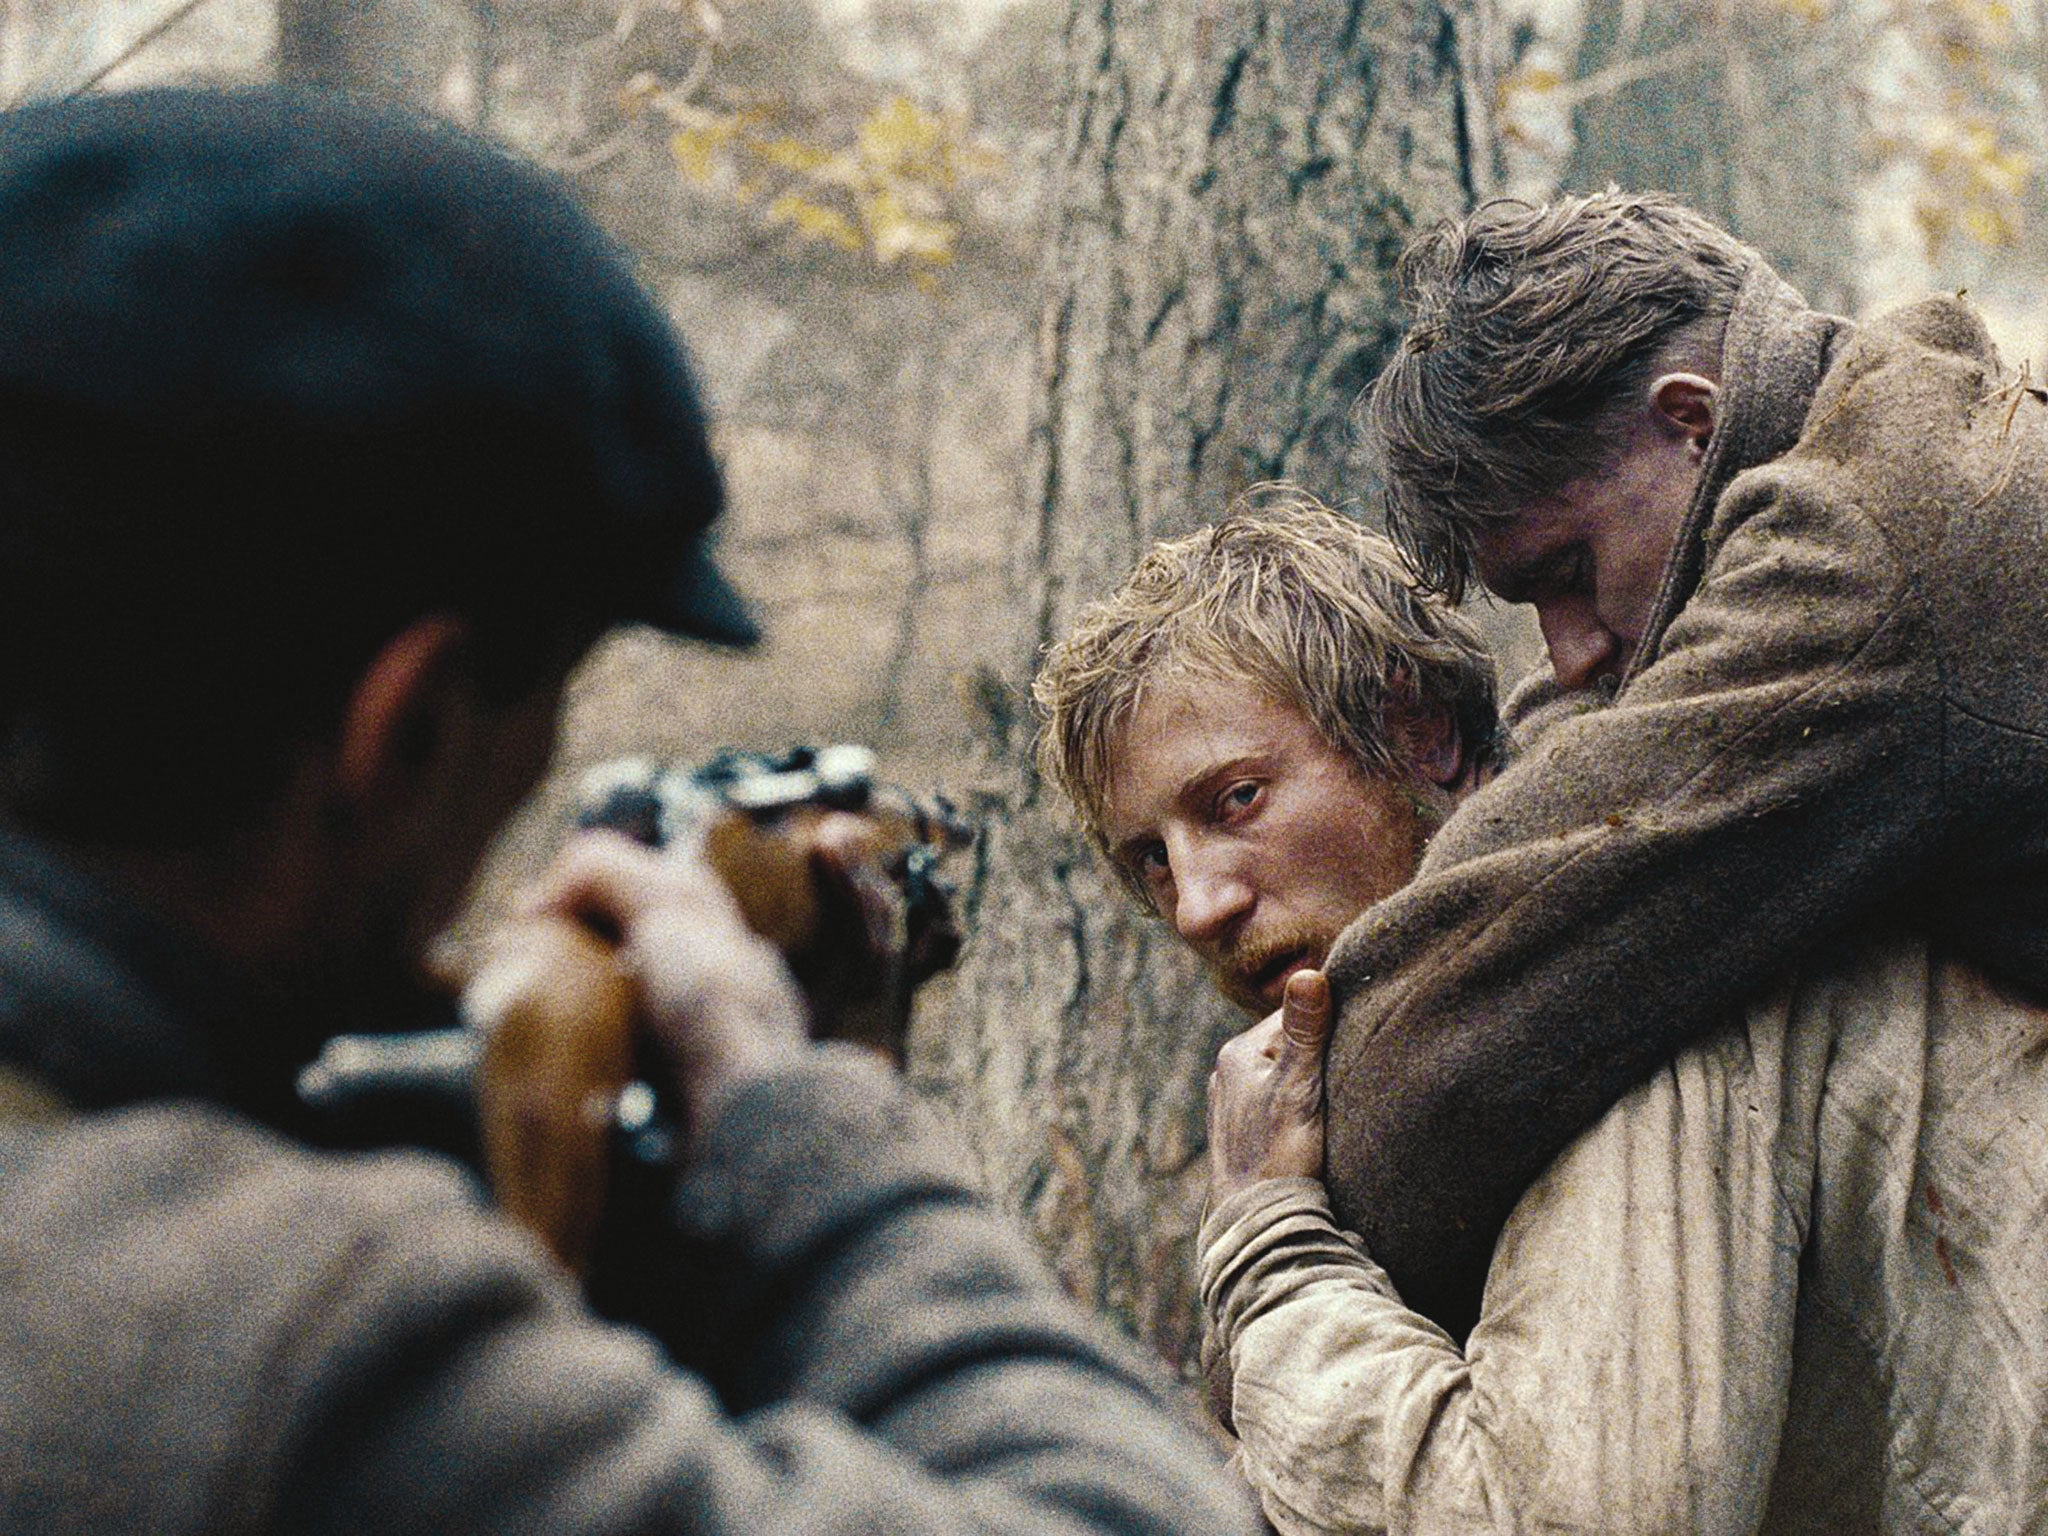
1471,374,1717,692
1099,676,1437,1015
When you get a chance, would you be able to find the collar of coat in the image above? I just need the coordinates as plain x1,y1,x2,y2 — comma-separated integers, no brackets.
1628,264,1851,680
0,822,285,1122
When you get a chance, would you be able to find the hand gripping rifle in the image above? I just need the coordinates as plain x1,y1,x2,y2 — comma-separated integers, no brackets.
299,745,974,1278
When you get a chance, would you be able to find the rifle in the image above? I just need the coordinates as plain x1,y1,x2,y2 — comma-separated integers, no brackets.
300,745,973,1277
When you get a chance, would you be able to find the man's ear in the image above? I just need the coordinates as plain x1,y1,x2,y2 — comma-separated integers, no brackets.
334,615,475,816
1649,372,1717,458
1391,697,1466,789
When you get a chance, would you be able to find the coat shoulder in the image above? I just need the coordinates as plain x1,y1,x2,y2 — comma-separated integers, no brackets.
1867,294,1999,364
0,1099,566,1528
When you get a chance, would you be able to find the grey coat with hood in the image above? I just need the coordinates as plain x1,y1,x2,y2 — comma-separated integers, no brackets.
1325,268,2048,1330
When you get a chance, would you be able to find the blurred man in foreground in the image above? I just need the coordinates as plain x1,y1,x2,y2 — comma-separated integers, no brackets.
1036,491,2048,1532
0,88,1258,1535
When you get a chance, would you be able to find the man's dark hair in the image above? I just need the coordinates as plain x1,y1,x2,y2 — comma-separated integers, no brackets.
1362,190,1759,598
0,88,736,843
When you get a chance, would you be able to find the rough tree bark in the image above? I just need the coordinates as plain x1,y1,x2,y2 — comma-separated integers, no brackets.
913,0,1490,1376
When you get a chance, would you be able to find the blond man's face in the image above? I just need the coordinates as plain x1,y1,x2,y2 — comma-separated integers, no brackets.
1099,675,1439,1015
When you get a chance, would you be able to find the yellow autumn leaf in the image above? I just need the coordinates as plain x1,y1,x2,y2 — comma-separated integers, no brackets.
632,65,998,286
751,135,839,175
863,187,958,266
1961,124,2028,195
766,191,864,252
858,96,950,182
1948,0,2014,35
1962,201,2018,247
1500,64,1563,98
671,124,736,184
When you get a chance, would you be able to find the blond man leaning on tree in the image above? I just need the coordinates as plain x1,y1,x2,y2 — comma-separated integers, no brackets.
1035,489,2048,1534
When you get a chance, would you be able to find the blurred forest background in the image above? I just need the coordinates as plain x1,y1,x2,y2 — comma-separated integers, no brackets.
30,0,2048,1377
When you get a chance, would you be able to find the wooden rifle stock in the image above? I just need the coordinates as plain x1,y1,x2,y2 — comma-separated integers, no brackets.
463,748,970,1275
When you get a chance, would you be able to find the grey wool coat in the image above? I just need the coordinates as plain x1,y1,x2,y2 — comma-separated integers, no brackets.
0,829,1258,1535
1325,267,2048,1331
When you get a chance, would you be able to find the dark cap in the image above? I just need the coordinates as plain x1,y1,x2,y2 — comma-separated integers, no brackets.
667,540,760,647
0,85,758,656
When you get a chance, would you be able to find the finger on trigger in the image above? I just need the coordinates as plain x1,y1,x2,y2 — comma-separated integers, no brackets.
526,831,645,923
807,812,891,883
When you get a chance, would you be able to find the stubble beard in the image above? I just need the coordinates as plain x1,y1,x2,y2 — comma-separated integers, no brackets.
1211,920,1338,1016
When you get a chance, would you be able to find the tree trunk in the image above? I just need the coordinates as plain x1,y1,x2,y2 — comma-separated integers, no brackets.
1565,0,1862,314
913,0,1489,1377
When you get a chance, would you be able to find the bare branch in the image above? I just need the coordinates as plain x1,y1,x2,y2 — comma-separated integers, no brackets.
29,0,223,103
1543,37,1718,112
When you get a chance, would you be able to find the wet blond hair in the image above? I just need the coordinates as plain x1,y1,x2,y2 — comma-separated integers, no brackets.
1033,484,1499,864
